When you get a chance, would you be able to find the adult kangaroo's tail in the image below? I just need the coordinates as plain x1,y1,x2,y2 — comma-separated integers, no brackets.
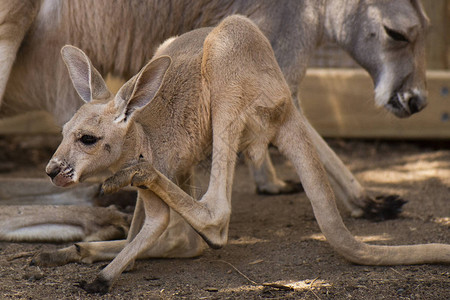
273,105,450,265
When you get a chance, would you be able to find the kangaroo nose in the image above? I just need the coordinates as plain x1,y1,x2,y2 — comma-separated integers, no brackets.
46,168,60,180
46,163,61,180
408,96,425,115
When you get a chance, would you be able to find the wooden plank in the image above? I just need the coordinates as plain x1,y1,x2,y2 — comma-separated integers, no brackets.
0,111,59,135
447,0,450,68
300,69,450,139
0,70,449,139
421,0,449,69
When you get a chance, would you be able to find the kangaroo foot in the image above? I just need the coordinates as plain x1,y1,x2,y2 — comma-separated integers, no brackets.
362,194,408,221
78,277,110,295
31,244,82,267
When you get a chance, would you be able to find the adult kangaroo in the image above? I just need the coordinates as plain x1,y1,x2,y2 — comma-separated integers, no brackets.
39,16,449,294
1,0,429,218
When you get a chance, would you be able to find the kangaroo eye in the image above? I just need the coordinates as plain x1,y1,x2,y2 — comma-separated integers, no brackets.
79,135,99,146
384,26,409,43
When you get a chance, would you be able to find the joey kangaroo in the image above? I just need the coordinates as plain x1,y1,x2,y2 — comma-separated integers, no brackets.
39,16,449,294
0,0,431,220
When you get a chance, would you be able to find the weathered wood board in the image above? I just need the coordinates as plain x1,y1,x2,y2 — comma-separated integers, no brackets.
299,69,450,139
0,70,449,139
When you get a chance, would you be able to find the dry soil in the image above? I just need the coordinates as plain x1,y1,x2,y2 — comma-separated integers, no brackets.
0,136,449,299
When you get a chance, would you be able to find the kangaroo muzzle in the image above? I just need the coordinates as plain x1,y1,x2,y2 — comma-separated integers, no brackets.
45,159,76,187
386,89,427,118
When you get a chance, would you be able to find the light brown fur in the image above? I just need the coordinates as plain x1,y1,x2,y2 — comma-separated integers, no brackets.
0,0,431,218
37,16,449,294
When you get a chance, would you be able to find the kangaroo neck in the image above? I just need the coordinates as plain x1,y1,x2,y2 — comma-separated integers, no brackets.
111,122,152,174
322,0,356,46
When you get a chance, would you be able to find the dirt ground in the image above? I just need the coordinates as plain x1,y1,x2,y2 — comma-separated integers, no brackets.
0,135,449,299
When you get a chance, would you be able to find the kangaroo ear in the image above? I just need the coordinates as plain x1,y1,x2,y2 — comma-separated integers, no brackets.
61,45,110,103
410,0,430,27
114,56,171,123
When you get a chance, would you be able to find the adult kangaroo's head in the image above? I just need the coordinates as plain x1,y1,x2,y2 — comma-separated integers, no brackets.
46,46,170,187
326,0,430,118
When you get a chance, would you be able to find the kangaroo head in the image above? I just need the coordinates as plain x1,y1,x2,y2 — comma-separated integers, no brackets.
46,45,170,187
330,0,430,118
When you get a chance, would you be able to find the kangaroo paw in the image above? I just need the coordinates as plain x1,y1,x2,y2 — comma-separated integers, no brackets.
30,244,82,267
101,161,157,195
101,174,133,195
78,277,110,295
363,194,408,221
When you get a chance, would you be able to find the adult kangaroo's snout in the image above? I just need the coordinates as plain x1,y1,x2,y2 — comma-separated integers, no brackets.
408,95,426,114
386,89,427,118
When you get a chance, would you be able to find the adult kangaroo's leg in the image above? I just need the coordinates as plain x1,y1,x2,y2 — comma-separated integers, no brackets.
302,119,367,217
0,0,40,104
274,104,450,265
302,116,406,219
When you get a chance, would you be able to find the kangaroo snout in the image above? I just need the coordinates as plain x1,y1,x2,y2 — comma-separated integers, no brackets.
46,163,60,180
45,159,76,187
386,90,427,118
45,160,61,181
407,95,426,115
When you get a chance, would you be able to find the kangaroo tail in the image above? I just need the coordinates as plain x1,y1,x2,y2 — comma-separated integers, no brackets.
273,106,450,265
